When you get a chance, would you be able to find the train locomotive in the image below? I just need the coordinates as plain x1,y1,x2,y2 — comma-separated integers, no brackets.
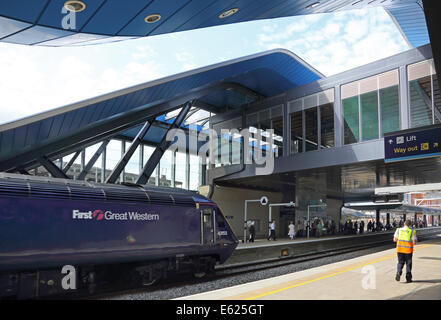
0,173,238,299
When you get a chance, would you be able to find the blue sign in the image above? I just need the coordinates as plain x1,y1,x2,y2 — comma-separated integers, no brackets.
384,125,441,162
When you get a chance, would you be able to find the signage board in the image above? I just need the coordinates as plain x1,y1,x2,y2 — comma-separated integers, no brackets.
384,125,441,163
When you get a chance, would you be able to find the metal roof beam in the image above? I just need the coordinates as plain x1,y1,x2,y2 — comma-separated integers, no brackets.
105,121,152,184
192,100,219,114
136,101,193,185
77,139,110,181
223,82,266,101
38,156,69,179
62,150,82,174
0,82,234,173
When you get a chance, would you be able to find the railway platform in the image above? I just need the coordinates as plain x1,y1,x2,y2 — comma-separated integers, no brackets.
223,227,441,267
179,235,441,300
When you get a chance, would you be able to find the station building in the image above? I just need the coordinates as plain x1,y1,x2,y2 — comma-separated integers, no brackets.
0,0,440,240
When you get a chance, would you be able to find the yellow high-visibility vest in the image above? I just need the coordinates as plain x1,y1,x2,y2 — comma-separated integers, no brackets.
395,226,414,254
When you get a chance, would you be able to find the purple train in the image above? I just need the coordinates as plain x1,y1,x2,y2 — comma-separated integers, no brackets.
0,173,238,299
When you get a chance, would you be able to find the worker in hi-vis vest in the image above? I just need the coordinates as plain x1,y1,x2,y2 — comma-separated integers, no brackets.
393,220,417,283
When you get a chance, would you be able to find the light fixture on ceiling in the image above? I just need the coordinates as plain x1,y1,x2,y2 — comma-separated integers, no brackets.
219,8,239,19
305,2,320,9
64,1,86,13
145,14,162,23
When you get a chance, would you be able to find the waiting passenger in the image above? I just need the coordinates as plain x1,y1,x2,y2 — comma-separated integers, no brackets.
317,221,322,238
268,220,276,241
249,221,255,243
288,221,295,240
359,220,365,234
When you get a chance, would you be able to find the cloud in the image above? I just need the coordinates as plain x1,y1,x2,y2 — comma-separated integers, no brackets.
0,41,165,125
256,7,410,76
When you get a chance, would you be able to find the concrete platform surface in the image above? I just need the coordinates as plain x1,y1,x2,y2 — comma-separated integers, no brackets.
178,236,441,300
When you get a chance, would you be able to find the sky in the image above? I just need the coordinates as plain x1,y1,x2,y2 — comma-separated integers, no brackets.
0,6,410,125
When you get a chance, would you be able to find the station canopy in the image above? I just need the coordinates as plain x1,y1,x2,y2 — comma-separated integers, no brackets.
0,48,322,173
0,0,430,48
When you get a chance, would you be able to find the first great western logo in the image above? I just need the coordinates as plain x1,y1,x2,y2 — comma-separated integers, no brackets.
72,209,159,222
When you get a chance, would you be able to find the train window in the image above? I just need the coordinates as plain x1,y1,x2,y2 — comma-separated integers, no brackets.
216,209,226,228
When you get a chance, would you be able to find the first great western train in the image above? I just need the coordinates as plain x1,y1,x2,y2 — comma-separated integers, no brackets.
0,173,238,299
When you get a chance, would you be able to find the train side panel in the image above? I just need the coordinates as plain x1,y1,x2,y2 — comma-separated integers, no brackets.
0,197,201,272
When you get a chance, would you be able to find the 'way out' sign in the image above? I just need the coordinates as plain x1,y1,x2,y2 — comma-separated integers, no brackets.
384,124,441,163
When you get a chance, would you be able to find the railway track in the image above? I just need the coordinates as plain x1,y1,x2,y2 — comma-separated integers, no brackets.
84,232,440,300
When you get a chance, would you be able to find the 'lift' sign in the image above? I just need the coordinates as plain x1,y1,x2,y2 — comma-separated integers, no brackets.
384,124,441,163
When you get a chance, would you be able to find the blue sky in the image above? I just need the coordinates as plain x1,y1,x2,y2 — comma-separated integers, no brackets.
0,6,409,125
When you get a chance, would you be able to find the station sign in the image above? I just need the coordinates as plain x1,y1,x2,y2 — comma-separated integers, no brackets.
260,196,268,206
384,125,441,163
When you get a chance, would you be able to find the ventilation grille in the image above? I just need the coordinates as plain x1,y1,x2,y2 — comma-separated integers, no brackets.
0,178,196,207
30,182,70,200
69,186,106,201
104,187,149,203
0,180,29,198
171,194,196,207
148,192,174,206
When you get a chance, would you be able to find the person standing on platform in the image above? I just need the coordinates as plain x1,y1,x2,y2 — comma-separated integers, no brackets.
268,220,276,241
249,221,255,243
288,221,295,240
394,219,417,283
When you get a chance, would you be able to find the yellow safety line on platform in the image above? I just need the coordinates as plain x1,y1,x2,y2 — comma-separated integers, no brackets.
245,243,434,300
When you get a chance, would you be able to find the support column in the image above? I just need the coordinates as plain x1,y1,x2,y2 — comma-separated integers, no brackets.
171,150,176,188
136,101,192,185
415,213,418,228
38,156,69,179
101,146,106,183
105,121,152,184
185,151,190,190
283,102,290,157
63,150,81,174
399,65,410,130
334,85,343,148
376,209,380,231
78,139,110,181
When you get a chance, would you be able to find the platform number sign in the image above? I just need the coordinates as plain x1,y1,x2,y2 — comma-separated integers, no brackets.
260,196,269,206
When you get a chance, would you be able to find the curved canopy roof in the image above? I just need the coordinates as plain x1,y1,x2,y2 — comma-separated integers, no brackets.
0,48,322,172
0,0,429,47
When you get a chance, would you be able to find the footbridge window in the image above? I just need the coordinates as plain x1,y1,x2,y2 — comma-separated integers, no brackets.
342,69,400,145
245,105,284,160
408,59,440,128
289,88,334,154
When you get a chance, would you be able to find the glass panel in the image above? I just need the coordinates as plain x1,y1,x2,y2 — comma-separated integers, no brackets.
3,25,74,45
320,103,334,148
220,132,231,166
360,91,379,141
123,142,140,183
231,133,242,164
272,116,283,157
105,140,122,182
175,152,186,189
159,150,172,187
290,111,303,154
305,107,318,151
189,154,200,191
343,96,359,144
143,145,157,185
434,74,441,124
409,76,433,128
0,16,32,39
380,85,400,136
